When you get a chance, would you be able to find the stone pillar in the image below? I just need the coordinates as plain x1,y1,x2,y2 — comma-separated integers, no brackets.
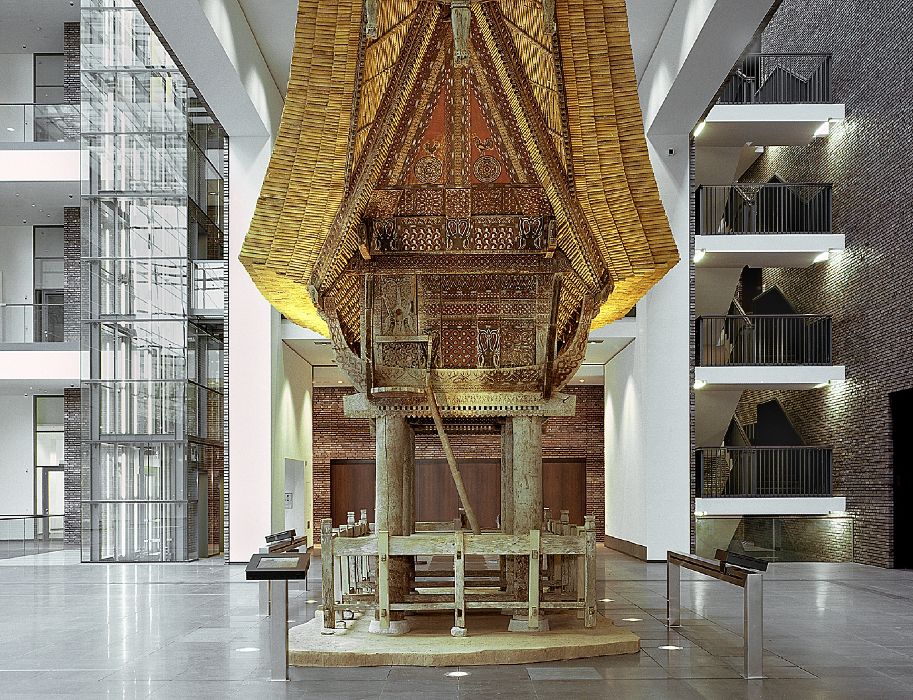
372,415,413,633
511,416,543,605
500,419,514,534
500,419,515,591
402,437,415,536
512,416,543,536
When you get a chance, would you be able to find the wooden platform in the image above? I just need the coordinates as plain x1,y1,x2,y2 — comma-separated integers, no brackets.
289,612,639,667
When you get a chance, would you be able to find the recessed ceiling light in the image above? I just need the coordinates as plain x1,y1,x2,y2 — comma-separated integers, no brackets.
31,203,36,207
305,599,318,604
337,380,344,384
599,598,614,603
621,618,642,622
445,671,469,678
578,378,585,383
235,647,259,652
658,645,683,650
5,127,14,132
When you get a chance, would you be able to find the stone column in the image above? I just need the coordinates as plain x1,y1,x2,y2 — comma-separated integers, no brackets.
500,419,514,591
511,416,543,610
372,415,413,634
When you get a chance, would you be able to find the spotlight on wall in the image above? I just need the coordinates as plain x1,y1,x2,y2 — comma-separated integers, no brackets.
813,250,831,263
693,379,707,390
814,121,831,137
693,249,706,264
693,121,706,138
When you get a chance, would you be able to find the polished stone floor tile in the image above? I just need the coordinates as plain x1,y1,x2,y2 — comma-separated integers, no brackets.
1,547,912,698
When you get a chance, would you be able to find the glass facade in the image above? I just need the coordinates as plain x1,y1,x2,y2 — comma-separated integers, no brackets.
79,0,226,562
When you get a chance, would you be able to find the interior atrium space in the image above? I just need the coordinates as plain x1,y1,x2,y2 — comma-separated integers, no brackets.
0,0,911,698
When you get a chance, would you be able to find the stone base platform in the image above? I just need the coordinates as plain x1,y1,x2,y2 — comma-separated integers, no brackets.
289,612,639,667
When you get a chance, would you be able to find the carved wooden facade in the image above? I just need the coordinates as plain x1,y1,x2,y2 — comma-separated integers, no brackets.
241,0,678,415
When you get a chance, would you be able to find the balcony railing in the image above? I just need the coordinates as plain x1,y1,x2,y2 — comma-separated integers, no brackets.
0,303,66,343
718,53,832,104
1,515,65,559
0,103,80,143
190,260,225,315
696,183,832,235
697,447,833,497
697,314,832,366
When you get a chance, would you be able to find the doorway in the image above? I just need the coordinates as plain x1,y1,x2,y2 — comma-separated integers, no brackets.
890,389,912,569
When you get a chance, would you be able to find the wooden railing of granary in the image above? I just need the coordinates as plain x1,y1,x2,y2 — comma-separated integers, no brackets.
321,511,597,635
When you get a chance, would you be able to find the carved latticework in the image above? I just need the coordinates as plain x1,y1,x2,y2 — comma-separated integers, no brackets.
241,0,679,410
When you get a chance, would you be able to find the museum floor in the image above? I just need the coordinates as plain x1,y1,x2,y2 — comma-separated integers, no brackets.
1,548,912,699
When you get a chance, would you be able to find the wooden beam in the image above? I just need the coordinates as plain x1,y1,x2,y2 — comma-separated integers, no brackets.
425,381,482,535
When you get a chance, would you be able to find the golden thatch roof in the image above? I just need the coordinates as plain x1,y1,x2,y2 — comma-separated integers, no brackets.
240,0,678,337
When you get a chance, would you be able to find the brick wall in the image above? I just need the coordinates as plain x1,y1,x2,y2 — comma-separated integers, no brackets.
729,0,913,567
312,385,605,544
63,207,80,344
63,22,79,140
63,388,81,545
733,516,853,563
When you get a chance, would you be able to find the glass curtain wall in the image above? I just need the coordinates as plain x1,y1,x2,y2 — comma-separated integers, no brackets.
80,0,226,562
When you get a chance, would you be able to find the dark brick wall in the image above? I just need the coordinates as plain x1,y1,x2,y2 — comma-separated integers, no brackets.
312,385,605,544
731,0,913,567
733,516,853,562
63,207,80,344
63,388,81,545
63,22,79,140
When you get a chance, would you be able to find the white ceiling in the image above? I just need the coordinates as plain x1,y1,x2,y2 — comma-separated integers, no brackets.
0,181,77,226
238,0,676,99
0,0,79,53
236,0,297,97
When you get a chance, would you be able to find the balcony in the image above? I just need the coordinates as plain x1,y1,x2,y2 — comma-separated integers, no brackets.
698,446,832,497
695,446,846,516
695,314,844,389
0,103,79,144
718,54,832,105
695,183,843,267
190,260,225,318
0,303,65,344
697,54,845,146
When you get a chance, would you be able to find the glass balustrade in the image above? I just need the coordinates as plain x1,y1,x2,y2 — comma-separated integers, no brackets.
0,103,80,143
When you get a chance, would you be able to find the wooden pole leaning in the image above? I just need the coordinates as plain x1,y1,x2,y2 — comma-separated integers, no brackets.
425,377,481,535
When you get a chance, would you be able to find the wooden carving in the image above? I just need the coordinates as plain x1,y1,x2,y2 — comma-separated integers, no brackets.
240,0,680,413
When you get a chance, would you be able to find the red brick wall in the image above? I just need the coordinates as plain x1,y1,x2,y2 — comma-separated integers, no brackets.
312,385,605,543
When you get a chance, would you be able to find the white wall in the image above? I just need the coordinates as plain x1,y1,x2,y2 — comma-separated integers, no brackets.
603,136,692,561
0,396,34,515
0,226,34,304
227,136,275,562
0,54,34,102
274,344,313,543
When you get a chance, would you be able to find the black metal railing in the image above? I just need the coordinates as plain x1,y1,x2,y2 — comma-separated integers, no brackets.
696,314,832,366
718,53,832,104
697,447,833,497
696,183,832,235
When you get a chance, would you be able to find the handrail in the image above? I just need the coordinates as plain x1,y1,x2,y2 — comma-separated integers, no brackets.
696,183,832,235
718,53,832,104
697,446,834,497
696,314,833,366
0,102,80,143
